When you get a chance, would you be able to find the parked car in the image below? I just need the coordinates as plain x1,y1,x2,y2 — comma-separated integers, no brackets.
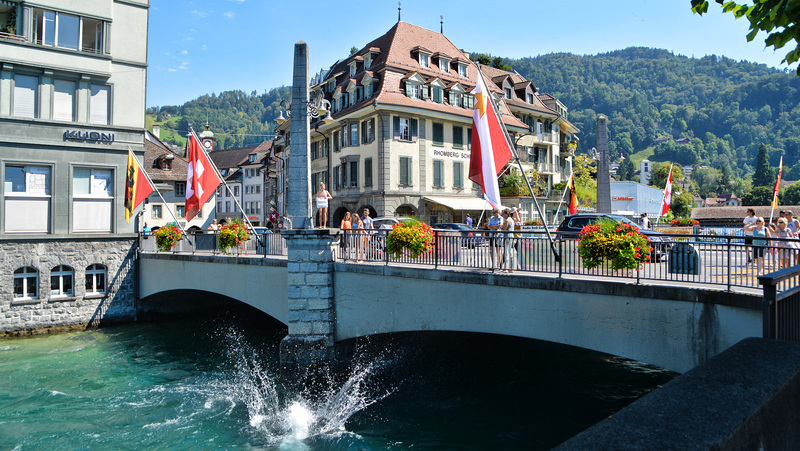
372,217,403,230
556,213,673,261
433,223,485,248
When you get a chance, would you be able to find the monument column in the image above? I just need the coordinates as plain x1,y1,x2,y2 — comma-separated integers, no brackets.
596,115,611,214
286,41,313,229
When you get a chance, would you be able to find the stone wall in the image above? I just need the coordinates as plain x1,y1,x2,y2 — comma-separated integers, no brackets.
0,237,137,335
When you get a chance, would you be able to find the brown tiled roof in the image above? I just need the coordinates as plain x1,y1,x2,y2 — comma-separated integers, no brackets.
144,138,189,182
207,145,258,170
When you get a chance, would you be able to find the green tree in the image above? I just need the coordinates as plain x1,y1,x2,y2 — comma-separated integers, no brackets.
742,186,774,205
692,0,800,74
752,143,775,187
617,158,635,181
671,191,695,218
649,162,684,189
783,182,800,205
350,46,358,55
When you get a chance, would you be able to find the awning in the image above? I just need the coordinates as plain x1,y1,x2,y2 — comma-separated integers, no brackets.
423,196,494,211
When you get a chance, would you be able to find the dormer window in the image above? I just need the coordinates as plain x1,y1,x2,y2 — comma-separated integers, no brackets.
458,64,467,77
349,61,357,77
439,59,448,72
504,88,512,99
364,54,371,70
404,73,426,100
420,54,430,67
249,154,256,163
527,93,534,104
408,83,421,99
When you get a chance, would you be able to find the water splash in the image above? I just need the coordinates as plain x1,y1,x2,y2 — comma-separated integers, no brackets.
218,328,395,447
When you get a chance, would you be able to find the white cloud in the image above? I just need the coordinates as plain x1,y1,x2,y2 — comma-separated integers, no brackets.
191,10,206,18
224,11,235,18
180,50,189,55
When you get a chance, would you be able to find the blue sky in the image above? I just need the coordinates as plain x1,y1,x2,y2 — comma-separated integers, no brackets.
146,0,793,108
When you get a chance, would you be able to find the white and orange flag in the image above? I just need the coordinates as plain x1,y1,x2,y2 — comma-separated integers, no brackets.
185,132,221,222
469,69,513,209
660,163,674,217
772,156,783,211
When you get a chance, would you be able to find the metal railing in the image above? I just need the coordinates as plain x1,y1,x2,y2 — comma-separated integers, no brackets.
139,230,287,256
760,266,800,341
334,229,800,292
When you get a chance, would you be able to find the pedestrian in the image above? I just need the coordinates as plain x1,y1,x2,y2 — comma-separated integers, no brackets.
785,210,799,235
208,218,219,231
354,215,365,262
142,222,151,237
316,182,332,228
361,208,374,260
743,208,757,263
639,212,650,229
511,207,522,225
744,217,773,275
488,208,504,270
340,211,351,257
501,208,517,273
465,213,473,228
775,217,798,268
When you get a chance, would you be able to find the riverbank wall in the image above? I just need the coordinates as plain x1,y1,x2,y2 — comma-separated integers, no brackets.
0,237,137,336
556,337,800,450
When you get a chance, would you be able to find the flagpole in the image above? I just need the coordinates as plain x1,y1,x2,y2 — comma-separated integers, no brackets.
769,156,783,225
474,63,560,262
188,127,264,248
128,146,193,245
552,170,571,226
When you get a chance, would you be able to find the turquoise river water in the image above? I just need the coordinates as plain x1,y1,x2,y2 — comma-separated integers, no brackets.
0,306,676,450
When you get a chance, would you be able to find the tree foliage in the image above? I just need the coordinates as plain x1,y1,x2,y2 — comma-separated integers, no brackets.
692,0,800,74
752,143,775,187
649,162,684,189
783,182,800,205
742,186,774,205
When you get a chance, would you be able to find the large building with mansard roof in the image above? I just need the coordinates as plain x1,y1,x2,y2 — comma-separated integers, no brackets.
271,20,578,226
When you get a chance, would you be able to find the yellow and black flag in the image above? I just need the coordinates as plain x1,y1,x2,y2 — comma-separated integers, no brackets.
124,150,155,222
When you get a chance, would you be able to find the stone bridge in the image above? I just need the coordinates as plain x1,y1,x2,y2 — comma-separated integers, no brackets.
138,230,763,374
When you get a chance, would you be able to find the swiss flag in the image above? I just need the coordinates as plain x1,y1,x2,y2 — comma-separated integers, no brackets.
185,133,221,222
660,164,673,217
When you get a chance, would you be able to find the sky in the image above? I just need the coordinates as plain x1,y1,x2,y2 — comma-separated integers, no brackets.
146,0,794,108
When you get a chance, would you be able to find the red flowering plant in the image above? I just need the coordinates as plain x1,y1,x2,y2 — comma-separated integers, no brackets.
577,219,652,270
217,218,249,254
670,218,699,226
155,223,183,252
386,218,434,259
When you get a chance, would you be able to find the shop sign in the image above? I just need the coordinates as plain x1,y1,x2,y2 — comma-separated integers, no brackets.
64,130,115,142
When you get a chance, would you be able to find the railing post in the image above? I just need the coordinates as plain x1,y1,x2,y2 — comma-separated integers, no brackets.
762,282,777,339
434,230,439,270
558,238,563,278
726,237,732,292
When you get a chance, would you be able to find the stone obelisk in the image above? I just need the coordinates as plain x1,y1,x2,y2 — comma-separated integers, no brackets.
286,41,313,229
596,115,611,214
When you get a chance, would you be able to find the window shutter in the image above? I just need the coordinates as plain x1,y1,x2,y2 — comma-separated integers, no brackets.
449,91,455,106
400,158,408,185
53,79,75,121
404,82,411,97
411,119,418,142
361,121,367,144
422,86,429,100
406,158,412,185
393,116,400,139
13,74,38,118
90,85,110,125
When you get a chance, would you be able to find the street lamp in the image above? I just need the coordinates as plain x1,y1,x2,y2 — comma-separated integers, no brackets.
275,91,333,125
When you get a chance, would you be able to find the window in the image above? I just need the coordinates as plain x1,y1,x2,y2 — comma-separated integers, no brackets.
53,79,76,121
393,116,418,142
311,141,319,160
14,74,38,118
249,154,256,163
233,186,239,197
73,168,113,232
350,124,358,146
152,204,162,219
433,160,444,188
342,92,350,108
453,126,463,149
399,156,412,186
333,165,340,190
175,182,186,197
90,84,110,125
361,118,375,144
322,137,329,157
432,87,443,103
527,93,534,104
333,131,341,152
453,161,463,188
176,205,185,218
4,165,51,233
407,83,421,99
226,201,231,212
85,264,106,295
467,127,472,150
432,123,444,146
217,201,222,213
349,161,358,187
364,54,372,69
217,187,223,197
420,54,430,67
32,8,105,54
439,59,449,72
452,92,464,108
458,65,467,77
365,158,373,187
504,87,512,99
14,267,39,300
349,62,356,77
50,265,74,297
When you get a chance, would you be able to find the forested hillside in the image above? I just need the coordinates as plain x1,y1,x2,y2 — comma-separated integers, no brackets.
510,47,800,181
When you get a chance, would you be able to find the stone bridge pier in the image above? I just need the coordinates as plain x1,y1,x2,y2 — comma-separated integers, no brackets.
278,229,340,379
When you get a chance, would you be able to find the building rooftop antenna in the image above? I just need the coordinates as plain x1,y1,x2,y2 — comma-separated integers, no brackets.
398,1,401,22
440,15,443,34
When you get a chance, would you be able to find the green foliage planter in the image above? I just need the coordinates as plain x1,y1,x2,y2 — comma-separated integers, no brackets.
577,220,652,270
155,224,182,252
218,219,249,254
386,219,434,259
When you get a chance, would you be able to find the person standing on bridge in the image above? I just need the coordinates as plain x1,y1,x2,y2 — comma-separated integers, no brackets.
501,208,517,273
316,182,333,228
488,208,504,270
743,208,757,263
744,217,773,275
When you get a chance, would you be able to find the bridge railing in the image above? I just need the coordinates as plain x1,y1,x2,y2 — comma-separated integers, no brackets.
138,231,287,256
759,266,800,341
334,229,800,291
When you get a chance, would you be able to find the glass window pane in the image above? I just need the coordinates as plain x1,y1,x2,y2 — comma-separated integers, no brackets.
43,10,55,46
14,277,23,298
26,276,37,298
56,13,79,50
73,168,91,194
51,274,60,294
90,85,110,125
92,169,113,196
82,17,102,53
5,166,25,192
96,272,105,293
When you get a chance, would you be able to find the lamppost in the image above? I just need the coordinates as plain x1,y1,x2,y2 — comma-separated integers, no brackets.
275,91,333,126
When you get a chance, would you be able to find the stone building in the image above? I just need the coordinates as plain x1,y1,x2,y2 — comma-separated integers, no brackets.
0,0,149,334
271,20,578,226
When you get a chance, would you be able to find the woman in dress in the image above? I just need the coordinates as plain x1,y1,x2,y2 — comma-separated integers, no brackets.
316,182,332,228
744,217,773,275
340,211,352,258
